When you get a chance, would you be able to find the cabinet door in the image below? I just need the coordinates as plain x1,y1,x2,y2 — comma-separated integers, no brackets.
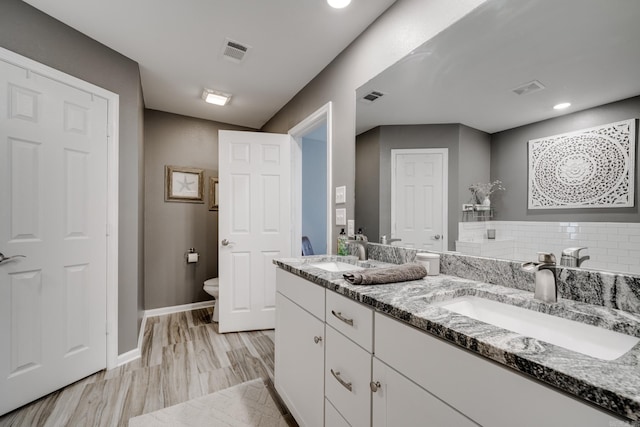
372,358,478,427
275,293,324,427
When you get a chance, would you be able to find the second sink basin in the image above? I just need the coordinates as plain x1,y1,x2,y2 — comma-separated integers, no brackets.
310,261,365,272
432,296,639,360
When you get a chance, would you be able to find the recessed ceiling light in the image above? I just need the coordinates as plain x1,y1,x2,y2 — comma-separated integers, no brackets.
553,102,571,110
202,89,231,106
327,0,351,9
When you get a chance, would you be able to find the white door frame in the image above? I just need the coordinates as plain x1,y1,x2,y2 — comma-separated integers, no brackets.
391,148,448,249
0,47,119,369
288,102,333,255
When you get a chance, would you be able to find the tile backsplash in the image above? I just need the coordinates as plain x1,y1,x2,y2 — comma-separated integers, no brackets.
458,221,640,274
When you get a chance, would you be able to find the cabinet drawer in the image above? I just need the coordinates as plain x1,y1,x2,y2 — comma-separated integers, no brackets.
325,325,371,427
325,398,350,427
374,312,620,427
276,268,324,320
326,290,373,351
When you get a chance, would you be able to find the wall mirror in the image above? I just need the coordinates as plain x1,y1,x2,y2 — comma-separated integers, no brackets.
355,0,640,274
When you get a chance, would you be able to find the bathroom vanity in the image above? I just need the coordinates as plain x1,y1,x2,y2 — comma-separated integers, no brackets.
273,254,640,426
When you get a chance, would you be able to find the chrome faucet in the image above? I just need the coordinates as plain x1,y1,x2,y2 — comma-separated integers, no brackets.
521,252,557,303
380,235,401,245
347,240,368,260
560,247,590,268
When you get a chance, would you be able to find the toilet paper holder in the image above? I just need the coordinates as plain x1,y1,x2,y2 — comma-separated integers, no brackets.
186,248,199,263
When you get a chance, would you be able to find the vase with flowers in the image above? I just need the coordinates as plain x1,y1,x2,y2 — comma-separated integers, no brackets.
469,180,505,209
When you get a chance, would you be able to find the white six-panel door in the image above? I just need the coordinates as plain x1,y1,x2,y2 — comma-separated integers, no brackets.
0,58,108,415
218,130,291,333
391,149,447,251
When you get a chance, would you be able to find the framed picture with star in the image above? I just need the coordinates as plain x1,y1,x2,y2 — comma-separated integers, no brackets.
165,165,204,203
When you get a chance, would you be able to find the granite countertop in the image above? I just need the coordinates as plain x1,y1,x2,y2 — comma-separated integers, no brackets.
274,255,640,421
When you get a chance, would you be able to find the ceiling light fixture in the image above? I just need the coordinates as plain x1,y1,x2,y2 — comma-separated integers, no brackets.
202,89,231,106
553,102,571,110
327,0,351,9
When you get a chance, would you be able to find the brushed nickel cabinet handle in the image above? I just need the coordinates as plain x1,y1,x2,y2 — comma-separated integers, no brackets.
331,310,354,326
370,381,381,392
313,336,322,344
330,369,352,392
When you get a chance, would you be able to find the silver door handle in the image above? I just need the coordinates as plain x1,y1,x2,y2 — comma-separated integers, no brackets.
370,381,382,392
330,369,352,392
433,235,441,240
0,252,26,264
221,239,232,246
313,336,323,344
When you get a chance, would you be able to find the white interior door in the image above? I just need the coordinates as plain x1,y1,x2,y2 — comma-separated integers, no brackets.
0,59,108,415
391,149,447,251
218,130,291,333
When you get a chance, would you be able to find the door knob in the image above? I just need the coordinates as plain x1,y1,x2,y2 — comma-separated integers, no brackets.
0,252,26,264
221,239,232,246
433,234,441,240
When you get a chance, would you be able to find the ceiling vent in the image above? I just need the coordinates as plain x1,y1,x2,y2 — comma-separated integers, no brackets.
222,38,250,63
512,80,546,96
360,91,385,104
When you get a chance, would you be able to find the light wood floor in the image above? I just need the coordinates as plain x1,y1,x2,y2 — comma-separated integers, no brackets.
0,307,293,427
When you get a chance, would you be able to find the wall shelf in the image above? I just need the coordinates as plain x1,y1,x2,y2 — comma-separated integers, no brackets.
462,206,494,222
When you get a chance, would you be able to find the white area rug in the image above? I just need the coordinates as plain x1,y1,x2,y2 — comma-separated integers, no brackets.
128,379,289,427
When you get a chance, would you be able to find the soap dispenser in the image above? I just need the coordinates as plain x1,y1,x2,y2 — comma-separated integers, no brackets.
337,228,348,255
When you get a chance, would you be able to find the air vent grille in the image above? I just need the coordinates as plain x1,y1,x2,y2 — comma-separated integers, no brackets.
361,91,384,103
512,80,546,96
222,39,250,63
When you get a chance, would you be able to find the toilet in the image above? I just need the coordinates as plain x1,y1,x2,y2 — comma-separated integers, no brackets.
203,278,220,322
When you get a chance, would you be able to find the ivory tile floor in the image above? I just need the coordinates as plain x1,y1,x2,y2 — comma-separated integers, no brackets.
0,307,293,427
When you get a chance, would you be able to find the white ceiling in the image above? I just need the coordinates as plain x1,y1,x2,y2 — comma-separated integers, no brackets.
24,0,396,129
356,0,640,135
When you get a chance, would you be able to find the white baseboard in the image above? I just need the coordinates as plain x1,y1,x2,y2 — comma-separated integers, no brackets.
113,300,215,369
144,300,214,318
116,347,141,367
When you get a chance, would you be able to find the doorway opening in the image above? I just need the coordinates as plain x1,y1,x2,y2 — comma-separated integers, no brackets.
289,103,333,256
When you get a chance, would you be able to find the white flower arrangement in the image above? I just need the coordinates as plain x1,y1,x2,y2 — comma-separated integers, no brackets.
469,180,505,204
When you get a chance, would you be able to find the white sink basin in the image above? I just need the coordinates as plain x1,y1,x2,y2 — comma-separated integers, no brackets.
310,262,364,272
433,296,639,360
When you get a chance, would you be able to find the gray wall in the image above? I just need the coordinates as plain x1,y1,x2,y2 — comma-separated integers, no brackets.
459,125,492,208
355,127,381,242
262,0,486,252
302,136,328,254
144,110,251,310
491,95,640,222
0,0,144,354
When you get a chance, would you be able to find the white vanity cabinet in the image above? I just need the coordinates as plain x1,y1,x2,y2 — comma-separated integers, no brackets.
275,269,325,427
276,267,626,427
373,312,622,427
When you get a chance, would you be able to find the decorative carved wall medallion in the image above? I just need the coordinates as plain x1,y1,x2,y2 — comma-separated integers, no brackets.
528,119,636,209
